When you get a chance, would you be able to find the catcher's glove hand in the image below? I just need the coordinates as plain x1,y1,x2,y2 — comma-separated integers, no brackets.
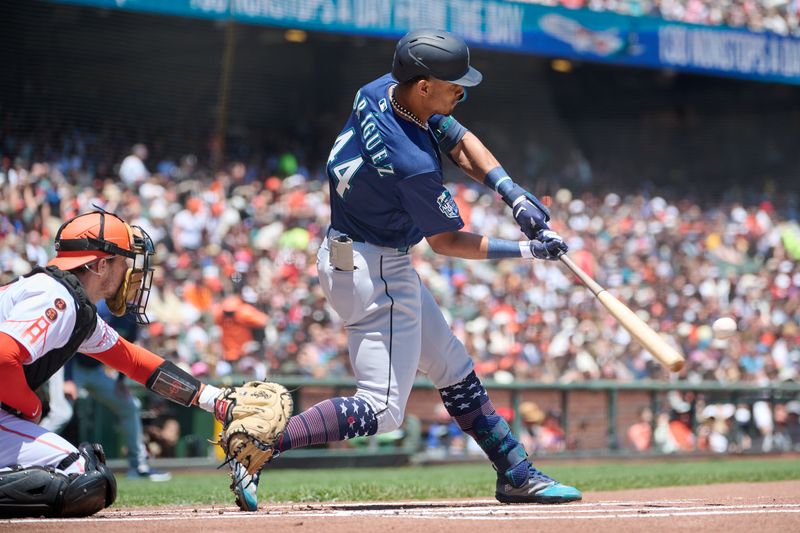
214,381,293,475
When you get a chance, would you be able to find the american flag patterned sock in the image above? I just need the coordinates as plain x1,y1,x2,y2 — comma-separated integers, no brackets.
439,371,528,481
438,370,496,439
275,396,378,453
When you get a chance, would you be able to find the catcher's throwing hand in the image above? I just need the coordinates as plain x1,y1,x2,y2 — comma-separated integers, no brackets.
214,381,293,475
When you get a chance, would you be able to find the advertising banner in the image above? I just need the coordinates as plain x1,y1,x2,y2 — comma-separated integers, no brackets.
48,0,800,84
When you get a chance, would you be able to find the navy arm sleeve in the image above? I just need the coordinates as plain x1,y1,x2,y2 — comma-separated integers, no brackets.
428,114,468,156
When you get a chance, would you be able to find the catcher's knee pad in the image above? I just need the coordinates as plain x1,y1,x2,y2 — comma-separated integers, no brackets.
0,442,117,518
62,442,117,517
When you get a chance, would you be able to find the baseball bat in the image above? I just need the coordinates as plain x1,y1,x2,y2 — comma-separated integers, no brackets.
559,254,685,372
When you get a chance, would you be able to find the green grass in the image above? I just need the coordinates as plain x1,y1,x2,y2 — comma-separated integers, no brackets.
115,457,800,507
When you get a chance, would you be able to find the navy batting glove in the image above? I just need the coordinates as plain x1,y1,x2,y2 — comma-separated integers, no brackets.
529,230,568,260
484,167,551,239
513,194,550,240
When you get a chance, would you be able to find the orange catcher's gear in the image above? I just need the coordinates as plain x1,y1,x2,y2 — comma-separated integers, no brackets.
47,210,155,324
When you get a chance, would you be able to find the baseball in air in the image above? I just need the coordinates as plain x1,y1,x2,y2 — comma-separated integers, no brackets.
712,317,737,339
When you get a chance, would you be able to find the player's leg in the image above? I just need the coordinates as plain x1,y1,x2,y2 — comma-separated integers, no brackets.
279,247,422,450
276,249,421,452
416,285,581,504
39,367,74,433
0,411,116,517
229,248,423,511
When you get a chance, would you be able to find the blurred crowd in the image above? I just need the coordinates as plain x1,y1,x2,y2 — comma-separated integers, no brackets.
626,393,800,454
521,0,800,36
1,128,799,387
426,394,800,458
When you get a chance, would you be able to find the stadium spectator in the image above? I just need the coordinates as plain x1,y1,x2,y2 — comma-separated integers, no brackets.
538,411,567,453
119,144,150,187
212,293,269,376
424,403,467,458
172,196,209,252
522,0,800,36
626,406,654,451
1,115,797,390
518,401,546,454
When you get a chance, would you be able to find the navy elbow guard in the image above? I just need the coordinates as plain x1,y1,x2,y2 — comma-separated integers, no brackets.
430,114,467,154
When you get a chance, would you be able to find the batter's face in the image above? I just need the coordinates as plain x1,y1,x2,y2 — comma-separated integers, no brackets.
422,78,466,115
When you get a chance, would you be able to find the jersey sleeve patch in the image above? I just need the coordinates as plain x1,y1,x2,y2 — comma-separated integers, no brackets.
437,189,461,219
396,172,464,236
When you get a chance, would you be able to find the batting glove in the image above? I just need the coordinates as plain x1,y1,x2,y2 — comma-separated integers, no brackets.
529,230,568,260
512,192,550,240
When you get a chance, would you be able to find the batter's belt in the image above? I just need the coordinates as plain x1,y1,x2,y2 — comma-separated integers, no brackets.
327,226,412,254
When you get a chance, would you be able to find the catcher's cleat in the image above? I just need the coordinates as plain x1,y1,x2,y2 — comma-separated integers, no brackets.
230,461,259,512
495,462,582,504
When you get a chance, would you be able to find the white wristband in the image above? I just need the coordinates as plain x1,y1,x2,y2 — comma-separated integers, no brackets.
520,241,534,259
197,384,222,413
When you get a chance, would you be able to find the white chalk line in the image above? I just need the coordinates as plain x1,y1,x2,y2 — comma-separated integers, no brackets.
4,502,800,524
84,499,705,516
397,509,800,521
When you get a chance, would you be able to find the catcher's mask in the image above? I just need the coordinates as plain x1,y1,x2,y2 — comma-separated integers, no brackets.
48,210,155,324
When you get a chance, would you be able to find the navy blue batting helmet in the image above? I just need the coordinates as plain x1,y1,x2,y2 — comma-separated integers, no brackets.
392,29,482,87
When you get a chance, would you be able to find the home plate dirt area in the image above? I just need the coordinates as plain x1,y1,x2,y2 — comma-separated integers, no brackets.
3,481,799,533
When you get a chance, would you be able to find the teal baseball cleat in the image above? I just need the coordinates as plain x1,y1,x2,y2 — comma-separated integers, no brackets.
495,462,582,504
230,461,259,512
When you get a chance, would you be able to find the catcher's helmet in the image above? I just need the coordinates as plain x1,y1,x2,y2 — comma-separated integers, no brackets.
391,29,482,87
49,211,136,271
48,210,155,323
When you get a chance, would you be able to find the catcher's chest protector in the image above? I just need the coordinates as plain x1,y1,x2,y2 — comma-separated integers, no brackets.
16,266,98,390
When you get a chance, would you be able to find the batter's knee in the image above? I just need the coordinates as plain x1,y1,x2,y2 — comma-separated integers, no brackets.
376,404,405,434
428,359,474,390
354,392,405,434
0,442,116,518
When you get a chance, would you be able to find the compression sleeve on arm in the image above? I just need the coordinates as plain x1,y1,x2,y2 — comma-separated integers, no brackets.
89,336,164,385
0,332,42,419
92,338,207,408
487,238,533,259
429,115,468,155
484,166,551,220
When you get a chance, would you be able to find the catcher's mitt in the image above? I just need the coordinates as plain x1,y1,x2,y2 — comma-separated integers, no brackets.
214,381,293,475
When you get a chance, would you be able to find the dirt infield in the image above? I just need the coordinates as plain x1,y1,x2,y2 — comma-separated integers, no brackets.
3,480,799,532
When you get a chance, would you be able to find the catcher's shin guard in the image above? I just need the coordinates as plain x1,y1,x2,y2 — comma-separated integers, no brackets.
0,467,69,518
0,442,117,518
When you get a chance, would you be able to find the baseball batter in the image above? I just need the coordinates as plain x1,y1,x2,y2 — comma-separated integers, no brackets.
234,29,581,509
0,210,232,518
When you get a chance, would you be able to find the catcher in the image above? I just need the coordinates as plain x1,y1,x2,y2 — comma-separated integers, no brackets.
0,210,292,518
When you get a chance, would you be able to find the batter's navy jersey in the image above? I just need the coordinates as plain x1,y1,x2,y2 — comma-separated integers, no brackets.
327,74,464,248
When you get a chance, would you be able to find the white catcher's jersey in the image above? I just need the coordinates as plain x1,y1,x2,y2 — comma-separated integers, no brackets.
0,273,118,475
0,273,119,363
